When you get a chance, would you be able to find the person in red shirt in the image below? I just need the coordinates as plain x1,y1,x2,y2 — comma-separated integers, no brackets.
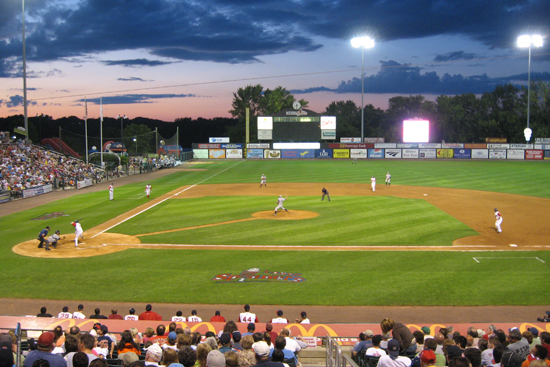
108,308,123,320
139,304,162,320
210,310,225,322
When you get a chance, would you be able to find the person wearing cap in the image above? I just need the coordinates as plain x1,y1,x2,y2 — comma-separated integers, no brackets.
422,327,433,340
381,318,415,355
210,311,225,323
23,332,67,367
218,333,233,354
187,310,202,323
295,311,310,324
171,311,186,322
501,351,522,367
125,308,138,321
352,330,374,357
73,304,86,319
121,352,139,367
377,339,412,367
144,344,163,366
232,331,243,351
419,350,437,367
46,230,65,249
108,308,123,320
252,341,283,367
58,306,72,319
163,332,179,351
240,305,259,323
506,328,530,360
528,328,541,347
270,310,289,324
37,226,50,250
37,306,53,318
206,350,226,367
139,304,163,321
366,335,387,357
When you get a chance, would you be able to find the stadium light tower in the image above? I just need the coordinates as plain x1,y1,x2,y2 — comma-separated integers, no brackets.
351,36,375,143
517,35,543,142
117,114,127,146
22,0,28,143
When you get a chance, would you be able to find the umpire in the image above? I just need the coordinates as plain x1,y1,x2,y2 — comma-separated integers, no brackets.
37,226,50,249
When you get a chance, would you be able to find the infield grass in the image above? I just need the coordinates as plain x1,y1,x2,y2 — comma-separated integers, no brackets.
0,159,549,306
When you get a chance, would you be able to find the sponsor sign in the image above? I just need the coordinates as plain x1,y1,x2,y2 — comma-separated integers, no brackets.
13,126,28,136
212,268,305,283
489,149,507,159
340,138,362,143
350,149,367,159
221,144,242,149
397,143,418,148
375,143,397,148
257,116,273,129
226,149,243,159
535,138,550,143
418,143,441,149
76,178,92,189
321,130,336,139
22,184,53,199
247,149,264,159
265,150,281,159
471,149,489,159
465,143,487,149
320,116,336,130
315,149,333,158
442,143,464,148
0,191,11,204
209,149,226,159
402,149,419,158
486,137,507,143
368,149,384,158
419,149,436,159
258,129,273,140
507,150,525,160
328,143,373,149
198,143,221,149
453,149,471,159
385,149,402,159
364,137,385,143
510,144,533,149
209,137,229,143
281,149,315,159
534,144,550,149
193,149,209,159
248,143,270,149
437,149,454,159
525,149,543,160
545,150,550,160
487,144,510,149
333,149,350,158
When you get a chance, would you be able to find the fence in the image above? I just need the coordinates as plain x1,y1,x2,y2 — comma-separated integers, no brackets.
326,335,358,367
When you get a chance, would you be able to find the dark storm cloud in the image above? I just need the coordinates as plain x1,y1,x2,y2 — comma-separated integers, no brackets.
78,93,197,105
434,51,478,62
103,59,174,67
2,95,37,108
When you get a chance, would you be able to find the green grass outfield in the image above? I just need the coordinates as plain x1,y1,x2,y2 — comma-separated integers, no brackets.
1,159,549,306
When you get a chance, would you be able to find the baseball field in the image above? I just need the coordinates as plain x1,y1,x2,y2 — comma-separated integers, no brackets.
3,159,550,309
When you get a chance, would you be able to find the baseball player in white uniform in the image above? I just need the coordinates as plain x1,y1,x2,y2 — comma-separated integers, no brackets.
494,208,503,233
260,174,267,187
58,306,72,319
385,172,391,186
239,304,259,323
109,183,114,201
72,220,84,247
371,176,376,192
274,195,288,216
145,184,152,198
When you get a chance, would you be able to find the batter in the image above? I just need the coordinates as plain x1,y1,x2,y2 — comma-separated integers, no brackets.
72,220,84,247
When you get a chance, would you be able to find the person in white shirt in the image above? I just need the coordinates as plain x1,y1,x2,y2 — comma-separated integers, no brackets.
378,339,411,367
72,304,85,319
187,310,202,322
296,311,310,324
366,335,388,357
124,308,138,321
171,310,186,322
271,310,289,324
280,328,301,354
239,304,258,323
58,306,72,319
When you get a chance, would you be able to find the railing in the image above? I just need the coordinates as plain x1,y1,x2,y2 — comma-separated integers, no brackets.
326,335,359,367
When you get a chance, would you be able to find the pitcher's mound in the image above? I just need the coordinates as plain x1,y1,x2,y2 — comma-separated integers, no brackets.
252,210,319,220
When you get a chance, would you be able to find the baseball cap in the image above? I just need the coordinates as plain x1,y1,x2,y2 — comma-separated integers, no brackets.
253,341,270,357
248,323,255,331
146,343,163,357
529,327,539,336
168,332,177,341
38,332,55,346
78,304,84,310
206,350,226,367
364,330,374,338
93,323,102,330
63,306,69,312
232,331,241,342
220,333,231,345
244,304,250,310
277,310,283,316
387,339,400,356
446,345,463,360
421,326,431,334
0,334,13,348
501,351,522,367
420,350,437,365
121,352,139,365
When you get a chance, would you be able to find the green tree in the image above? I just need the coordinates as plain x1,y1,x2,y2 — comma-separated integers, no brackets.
323,100,360,139
383,95,436,142
123,123,154,154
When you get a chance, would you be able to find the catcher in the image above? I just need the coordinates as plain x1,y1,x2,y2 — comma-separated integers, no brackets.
47,230,65,249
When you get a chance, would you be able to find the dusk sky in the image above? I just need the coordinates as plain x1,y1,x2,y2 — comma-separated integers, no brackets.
1,0,549,122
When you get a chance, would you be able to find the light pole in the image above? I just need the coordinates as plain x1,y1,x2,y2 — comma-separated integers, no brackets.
351,36,375,143
22,0,28,143
116,114,127,149
517,35,543,142
36,113,44,142
133,137,137,153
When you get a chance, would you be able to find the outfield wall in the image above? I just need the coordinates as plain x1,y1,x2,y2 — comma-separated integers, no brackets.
192,143,550,160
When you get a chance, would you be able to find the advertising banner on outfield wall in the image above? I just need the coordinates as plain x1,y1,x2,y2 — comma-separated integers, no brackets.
333,149,350,158
472,149,489,159
281,149,315,159
264,150,281,159
375,143,396,148
535,138,550,143
350,149,367,159
525,150,543,160
364,137,385,143
507,150,525,160
248,143,270,149
315,149,333,158
419,149,436,159
385,149,401,158
397,143,418,148
488,144,510,149
489,149,507,159
258,130,273,140
321,130,336,140
402,149,419,158
442,143,464,148
545,150,550,160
247,149,264,158
510,144,533,149
368,149,384,158
22,184,53,199
209,149,226,159
0,191,10,204
419,143,441,149
341,138,362,143
222,144,242,149
437,149,454,158
535,144,550,149
77,178,93,189
486,138,507,143
197,143,221,149
328,143,373,149
226,149,243,158
453,149,471,159
193,149,209,158
465,143,487,149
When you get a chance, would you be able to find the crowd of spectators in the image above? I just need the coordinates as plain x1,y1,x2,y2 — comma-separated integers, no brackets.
0,132,104,198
